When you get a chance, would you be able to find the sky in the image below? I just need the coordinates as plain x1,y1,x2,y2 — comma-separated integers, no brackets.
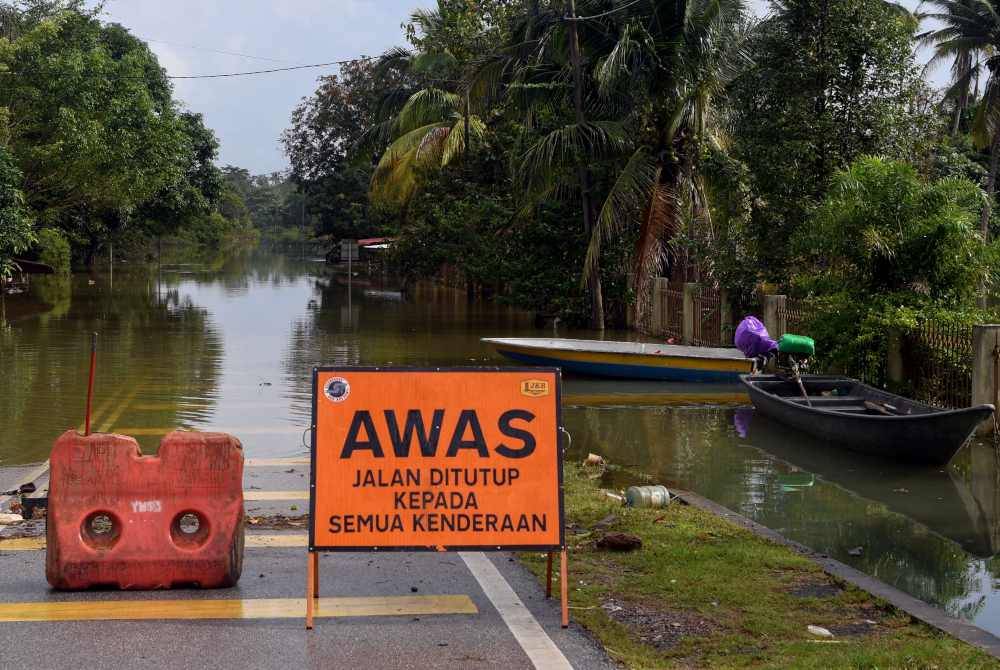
96,0,937,176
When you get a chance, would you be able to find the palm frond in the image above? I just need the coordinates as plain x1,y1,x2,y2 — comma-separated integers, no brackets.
519,121,632,194
584,147,660,283
394,88,462,136
440,116,486,166
632,181,679,321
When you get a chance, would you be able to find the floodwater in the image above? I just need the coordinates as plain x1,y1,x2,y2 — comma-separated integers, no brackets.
3,249,1000,635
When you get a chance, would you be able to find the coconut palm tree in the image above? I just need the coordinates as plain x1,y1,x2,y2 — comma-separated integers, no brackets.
501,0,752,323
921,0,1000,297
919,0,987,136
359,9,485,210
594,0,752,311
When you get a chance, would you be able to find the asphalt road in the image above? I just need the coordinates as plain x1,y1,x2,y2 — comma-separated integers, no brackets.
0,462,614,670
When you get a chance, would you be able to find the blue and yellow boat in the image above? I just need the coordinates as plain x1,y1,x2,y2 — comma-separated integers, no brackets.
482,337,752,383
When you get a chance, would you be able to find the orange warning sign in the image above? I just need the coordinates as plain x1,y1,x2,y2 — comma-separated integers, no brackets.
308,368,563,551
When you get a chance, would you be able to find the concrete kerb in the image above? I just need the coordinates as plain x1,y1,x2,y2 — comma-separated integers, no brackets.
672,489,1000,659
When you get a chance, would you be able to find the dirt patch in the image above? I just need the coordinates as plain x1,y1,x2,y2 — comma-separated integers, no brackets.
246,514,309,530
602,598,718,651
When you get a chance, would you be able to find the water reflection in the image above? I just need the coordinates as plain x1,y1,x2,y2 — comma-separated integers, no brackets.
564,402,1000,626
1,266,223,461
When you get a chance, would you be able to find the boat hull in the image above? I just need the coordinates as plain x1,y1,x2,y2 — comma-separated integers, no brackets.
492,344,750,383
741,375,994,466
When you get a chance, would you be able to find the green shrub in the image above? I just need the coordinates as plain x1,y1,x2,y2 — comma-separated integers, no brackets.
35,228,71,273
790,157,998,375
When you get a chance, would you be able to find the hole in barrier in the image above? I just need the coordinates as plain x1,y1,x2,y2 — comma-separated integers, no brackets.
170,510,210,549
80,511,121,550
179,513,200,534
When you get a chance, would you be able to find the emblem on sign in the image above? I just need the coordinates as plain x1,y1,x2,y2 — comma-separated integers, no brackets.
520,379,550,397
324,377,351,403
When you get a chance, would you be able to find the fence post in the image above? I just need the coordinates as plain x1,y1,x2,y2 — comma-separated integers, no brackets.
972,325,1000,435
719,288,731,344
683,283,698,345
651,278,668,335
886,329,904,387
763,294,786,339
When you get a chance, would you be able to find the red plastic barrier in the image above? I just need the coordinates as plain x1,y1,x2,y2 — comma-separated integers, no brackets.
46,430,244,590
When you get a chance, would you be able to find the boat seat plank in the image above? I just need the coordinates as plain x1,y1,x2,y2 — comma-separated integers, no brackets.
786,396,866,405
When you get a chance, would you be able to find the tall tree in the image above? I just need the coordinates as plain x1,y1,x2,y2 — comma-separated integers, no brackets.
0,3,203,262
731,0,927,279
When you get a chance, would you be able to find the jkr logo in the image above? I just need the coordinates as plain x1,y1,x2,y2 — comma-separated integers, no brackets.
520,380,550,397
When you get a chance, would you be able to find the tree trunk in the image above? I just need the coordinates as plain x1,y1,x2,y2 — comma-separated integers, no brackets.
464,91,471,169
567,0,605,330
979,132,1000,308
952,53,971,137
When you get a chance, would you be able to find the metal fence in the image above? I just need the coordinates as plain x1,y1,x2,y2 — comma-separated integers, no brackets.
692,287,724,347
902,322,973,409
662,282,684,341
779,298,810,336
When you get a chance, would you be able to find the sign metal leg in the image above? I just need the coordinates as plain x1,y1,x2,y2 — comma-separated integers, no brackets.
560,548,569,628
306,551,316,629
313,551,320,599
545,552,554,598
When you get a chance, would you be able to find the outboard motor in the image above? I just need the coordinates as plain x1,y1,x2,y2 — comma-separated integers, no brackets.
775,334,815,374
735,316,777,372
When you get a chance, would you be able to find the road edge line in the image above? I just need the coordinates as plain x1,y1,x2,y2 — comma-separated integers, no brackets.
460,551,572,670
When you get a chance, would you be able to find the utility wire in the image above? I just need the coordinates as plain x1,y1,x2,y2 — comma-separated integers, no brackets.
166,57,375,79
137,36,294,64
0,55,379,79
566,0,644,21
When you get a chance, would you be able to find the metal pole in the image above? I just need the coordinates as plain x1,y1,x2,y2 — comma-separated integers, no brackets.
84,332,97,435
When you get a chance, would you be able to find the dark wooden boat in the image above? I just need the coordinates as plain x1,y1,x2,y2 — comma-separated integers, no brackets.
740,374,995,466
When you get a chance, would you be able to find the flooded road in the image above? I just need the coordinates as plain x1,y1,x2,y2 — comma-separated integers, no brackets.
3,250,1000,635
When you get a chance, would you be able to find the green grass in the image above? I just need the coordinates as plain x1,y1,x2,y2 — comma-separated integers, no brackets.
521,466,999,669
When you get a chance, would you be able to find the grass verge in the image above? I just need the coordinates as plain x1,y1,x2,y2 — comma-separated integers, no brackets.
520,465,999,669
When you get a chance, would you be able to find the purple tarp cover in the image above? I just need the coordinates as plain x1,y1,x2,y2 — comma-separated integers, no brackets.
735,316,777,359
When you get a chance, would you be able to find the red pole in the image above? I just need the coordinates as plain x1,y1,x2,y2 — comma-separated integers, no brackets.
84,332,97,436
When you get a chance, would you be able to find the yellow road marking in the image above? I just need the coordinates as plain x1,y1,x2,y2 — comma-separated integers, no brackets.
76,380,129,433
0,595,477,622
245,490,309,501
0,538,46,551
98,383,144,434
0,534,308,551
246,458,310,467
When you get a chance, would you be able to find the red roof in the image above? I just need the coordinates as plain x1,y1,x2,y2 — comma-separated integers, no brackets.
357,237,394,247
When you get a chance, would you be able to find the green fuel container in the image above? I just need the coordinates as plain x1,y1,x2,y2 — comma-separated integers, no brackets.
777,334,815,357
